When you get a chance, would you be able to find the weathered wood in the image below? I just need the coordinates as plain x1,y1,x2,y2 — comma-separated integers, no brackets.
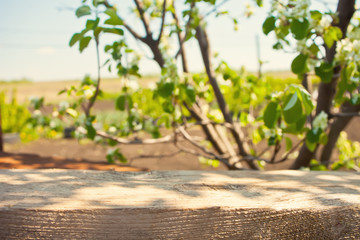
1,170,359,239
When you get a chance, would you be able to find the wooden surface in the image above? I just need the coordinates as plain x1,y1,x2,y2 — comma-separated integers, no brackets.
1,169,360,239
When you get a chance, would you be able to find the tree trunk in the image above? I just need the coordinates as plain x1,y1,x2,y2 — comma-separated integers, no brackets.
195,25,258,169
290,0,355,169
320,102,360,165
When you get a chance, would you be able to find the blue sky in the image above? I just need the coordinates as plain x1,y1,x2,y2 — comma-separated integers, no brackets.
0,0,341,82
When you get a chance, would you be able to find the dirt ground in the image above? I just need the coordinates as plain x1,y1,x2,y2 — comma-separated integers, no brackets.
2,137,228,171
1,79,359,171
2,116,359,171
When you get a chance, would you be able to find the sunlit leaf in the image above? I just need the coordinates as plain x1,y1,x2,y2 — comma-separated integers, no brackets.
263,101,279,128
76,5,91,18
291,54,308,74
290,18,309,40
323,26,342,48
263,16,276,35
283,92,302,124
315,62,333,83
79,36,92,52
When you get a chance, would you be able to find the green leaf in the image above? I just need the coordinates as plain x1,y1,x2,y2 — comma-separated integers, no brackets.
263,101,279,128
108,138,118,146
309,43,320,56
283,92,303,124
79,36,92,52
119,153,127,163
58,89,67,95
66,108,78,118
298,88,314,115
291,54,308,74
273,42,283,50
331,161,344,170
345,62,356,82
307,128,321,143
263,16,276,35
323,26,342,48
185,86,196,103
86,18,100,30
315,62,333,83
290,18,309,40
268,136,277,146
310,159,328,171
285,137,293,151
93,0,105,6
103,28,124,35
319,132,328,145
116,95,127,111
69,33,83,47
85,123,96,140
295,115,307,131
104,9,123,25
305,140,317,152
76,5,91,18
158,82,174,98
162,101,175,113
256,0,263,7
310,10,322,20
106,148,128,164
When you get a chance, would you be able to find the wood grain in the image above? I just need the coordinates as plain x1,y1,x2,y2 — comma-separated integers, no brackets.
1,169,359,239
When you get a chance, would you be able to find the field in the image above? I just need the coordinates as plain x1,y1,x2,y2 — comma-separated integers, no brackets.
1,74,359,171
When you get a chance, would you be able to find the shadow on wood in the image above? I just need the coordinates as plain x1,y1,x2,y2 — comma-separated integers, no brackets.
0,170,359,239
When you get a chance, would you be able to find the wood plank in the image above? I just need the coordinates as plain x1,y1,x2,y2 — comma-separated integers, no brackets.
1,169,360,239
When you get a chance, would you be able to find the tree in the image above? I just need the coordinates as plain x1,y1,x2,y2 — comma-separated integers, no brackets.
40,0,359,170
261,0,358,169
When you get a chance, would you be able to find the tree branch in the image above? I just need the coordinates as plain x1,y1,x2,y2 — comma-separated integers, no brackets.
157,0,167,43
123,22,146,42
134,0,152,37
330,112,360,118
174,140,234,169
174,2,195,59
77,127,173,144
242,138,304,165
103,0,147,43
172,1,189,72
130,150,182,160
203,0,230,18
195,25,253,164
178,126,222,159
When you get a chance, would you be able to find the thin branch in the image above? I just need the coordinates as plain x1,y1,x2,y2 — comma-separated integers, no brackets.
270,141,281,163
257,145,271,158
123,22,146,42
84,12,102,117
134,0,152,37
103,0,146,43
174,141,233,169
330,112,360,118
178,126,221,158
130,150,182,160
203,0,230,18
77,127,173,144
157,0,167,43
174,2,195,59
241,138,305,164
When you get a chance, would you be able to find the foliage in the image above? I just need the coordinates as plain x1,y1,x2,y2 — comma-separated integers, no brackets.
20,97,65,142
264,0,359,168
333,131,360,171
0,91,31,134
23,0,359,170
